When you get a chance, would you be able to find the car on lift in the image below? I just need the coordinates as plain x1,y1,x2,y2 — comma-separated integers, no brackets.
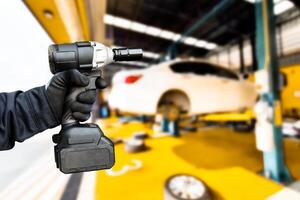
109,59,257,127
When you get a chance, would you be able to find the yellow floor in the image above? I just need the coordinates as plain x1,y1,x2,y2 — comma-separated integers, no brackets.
94,118,300,199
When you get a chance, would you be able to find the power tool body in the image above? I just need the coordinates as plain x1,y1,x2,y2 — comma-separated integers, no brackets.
48,41,143,173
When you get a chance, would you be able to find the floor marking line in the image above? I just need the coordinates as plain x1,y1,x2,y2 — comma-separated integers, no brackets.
77,172,96,200
0,151,53,200
21,168,58,200
5,160,53,200
0,152,51,197
106,159,142,176
38,173,71,200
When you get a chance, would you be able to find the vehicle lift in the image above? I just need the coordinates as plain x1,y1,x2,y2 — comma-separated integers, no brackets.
161,0,293,183
254,0,291,183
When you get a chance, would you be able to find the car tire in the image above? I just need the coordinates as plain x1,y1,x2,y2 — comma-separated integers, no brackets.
133,132,149,140
158,104,181,121
124,138,147,153
233,120,255,132
164,174,211,200
115,109,123,117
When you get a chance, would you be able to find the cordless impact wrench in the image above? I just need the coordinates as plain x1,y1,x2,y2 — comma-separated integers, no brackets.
48,41,143,174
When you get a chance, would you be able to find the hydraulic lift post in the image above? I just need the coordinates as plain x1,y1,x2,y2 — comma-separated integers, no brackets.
255,0,291,182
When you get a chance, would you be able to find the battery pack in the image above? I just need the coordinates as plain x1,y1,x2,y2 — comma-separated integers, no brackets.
53,123,115,174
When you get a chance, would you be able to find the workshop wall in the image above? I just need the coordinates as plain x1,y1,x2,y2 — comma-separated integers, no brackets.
208,10,300,70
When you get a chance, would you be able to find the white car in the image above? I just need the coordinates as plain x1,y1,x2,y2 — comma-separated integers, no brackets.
109,59,257,117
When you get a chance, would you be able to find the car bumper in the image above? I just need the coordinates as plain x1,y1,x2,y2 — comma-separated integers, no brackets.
108,86,157,115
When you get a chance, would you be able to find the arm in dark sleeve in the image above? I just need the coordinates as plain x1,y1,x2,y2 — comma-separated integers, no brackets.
0,86,59,150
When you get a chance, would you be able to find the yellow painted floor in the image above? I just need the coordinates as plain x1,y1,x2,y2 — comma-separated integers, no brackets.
94,118,300,199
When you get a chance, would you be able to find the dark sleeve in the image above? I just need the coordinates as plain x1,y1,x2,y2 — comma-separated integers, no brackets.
0,86,60,150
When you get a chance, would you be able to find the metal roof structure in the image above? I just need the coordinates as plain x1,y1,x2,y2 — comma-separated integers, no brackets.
106,0,255,59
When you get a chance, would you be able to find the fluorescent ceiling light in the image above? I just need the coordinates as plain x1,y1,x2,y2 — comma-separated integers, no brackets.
172,34,181,41
205,43,217,50
159,30,175,40
274,0,294,15
104,14,218,51
143,51,160,59
103,15,114,25
145,26,162,36
113,16,131,29
183,37,198,45
130,22,147,33
195,40,208,48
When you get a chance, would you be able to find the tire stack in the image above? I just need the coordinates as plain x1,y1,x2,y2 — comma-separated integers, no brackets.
124,132,149,153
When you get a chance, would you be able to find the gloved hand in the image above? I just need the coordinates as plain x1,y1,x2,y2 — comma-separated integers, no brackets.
46,69,107,122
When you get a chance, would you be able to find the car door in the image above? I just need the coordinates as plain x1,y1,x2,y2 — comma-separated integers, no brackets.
190,63,242,114
170,61,246,114
208,66,249,112
169,62,228,114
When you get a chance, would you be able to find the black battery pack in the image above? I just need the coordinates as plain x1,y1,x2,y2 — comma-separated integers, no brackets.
53,123,115,174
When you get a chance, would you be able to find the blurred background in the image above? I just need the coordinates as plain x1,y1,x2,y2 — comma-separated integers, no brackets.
0,0,300,199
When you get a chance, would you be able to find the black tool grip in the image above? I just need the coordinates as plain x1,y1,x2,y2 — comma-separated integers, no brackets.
62,75,98,125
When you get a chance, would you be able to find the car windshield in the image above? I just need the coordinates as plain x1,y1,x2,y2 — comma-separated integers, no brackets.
170,61,239,80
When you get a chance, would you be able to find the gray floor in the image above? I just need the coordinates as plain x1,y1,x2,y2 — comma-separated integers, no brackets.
0,127,59,190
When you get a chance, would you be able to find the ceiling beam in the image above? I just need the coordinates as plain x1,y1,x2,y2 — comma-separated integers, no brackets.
23,0,108,44
23,0,85,42
85,0,110,44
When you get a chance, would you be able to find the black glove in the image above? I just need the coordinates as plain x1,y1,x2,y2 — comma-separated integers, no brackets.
46,70,107,122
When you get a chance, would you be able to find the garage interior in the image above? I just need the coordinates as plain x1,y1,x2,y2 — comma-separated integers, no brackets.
1,0,300,199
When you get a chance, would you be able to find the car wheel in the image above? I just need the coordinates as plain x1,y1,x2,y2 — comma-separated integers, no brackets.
158,104,181,121
124,138,147,153
115,109,123,117
164,174,211,200
157,90,190,120
233,120,255,132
